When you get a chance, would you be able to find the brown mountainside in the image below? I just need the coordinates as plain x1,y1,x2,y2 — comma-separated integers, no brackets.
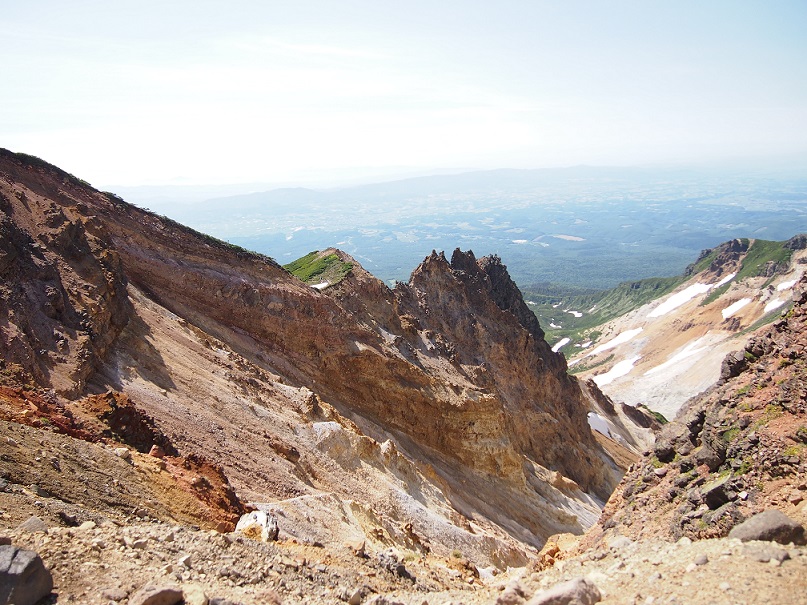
0,149,628,571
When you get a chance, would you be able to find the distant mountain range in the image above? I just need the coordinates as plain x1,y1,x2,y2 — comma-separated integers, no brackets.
120,165,807,289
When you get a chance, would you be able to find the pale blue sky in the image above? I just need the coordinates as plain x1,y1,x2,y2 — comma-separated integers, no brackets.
2,1,806,186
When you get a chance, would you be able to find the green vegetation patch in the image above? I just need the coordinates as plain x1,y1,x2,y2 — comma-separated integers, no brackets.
735,239,792,281
638,403,668,425
525,275,684,347
284,251,353,285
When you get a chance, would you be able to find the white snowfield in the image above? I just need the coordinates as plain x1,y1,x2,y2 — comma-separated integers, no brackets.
778,279,797,291
551,337,571,353
592,356,641,387
647,272,737,319
586,327,643,358
764,298,786,314
721,297,752,319
587,412,611,437
645,336,711,376
311,281,330,290
565,310,583,318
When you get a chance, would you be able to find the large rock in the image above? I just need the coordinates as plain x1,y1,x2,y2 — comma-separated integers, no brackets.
128,585,184,605
526,577,601,605
728,509,806,545
235,511,279,542
0,544,54,605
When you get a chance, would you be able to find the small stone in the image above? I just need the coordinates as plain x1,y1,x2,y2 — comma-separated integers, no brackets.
0,537,10,546
183,584,209,605
78,520,97,530
128,584,184,605
149,445,166,458
114,447,132,461
694,554,708,566
101,587,129,601
16,516,48,533
497,582,527,605
685,563,697,573
346,539,366,557
728,509,806,545
132,539,149,550
348,586,364,605
608,536,634,551
178,554,192,568
526,577,601,605
0,544,54,605
719,582,731,591
653,467,668,477
738,491,749,501
744,543,790,563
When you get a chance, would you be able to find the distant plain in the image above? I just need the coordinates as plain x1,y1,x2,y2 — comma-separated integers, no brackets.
119,164,807,290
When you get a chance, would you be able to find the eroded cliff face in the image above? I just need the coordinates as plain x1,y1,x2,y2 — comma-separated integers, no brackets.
0,153,130,396
0,149,627,567
395,249,615,498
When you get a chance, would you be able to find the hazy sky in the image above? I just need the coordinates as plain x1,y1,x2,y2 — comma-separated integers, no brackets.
2,1,806,186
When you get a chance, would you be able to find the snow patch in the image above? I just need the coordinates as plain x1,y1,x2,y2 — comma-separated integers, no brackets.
714,272,736,288
311,281,330,290
586,328,643,358
551,337,571,353
511,239,528,244
587,413,611,438
592,356,641,387
647,273,736,319
721,298,752,319
565,310,583,318
550,234,585,241
648,283,712,318
778,279,797,291
645,337,710,376
550,322,562,329
764,298,786,314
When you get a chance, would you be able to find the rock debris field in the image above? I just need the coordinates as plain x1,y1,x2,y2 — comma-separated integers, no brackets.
2,507,806,604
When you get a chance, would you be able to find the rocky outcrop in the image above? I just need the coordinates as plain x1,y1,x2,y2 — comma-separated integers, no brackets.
684,239,748,277
396,249,616,498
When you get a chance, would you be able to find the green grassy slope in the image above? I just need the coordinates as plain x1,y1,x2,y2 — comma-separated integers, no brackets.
283,250,353,286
